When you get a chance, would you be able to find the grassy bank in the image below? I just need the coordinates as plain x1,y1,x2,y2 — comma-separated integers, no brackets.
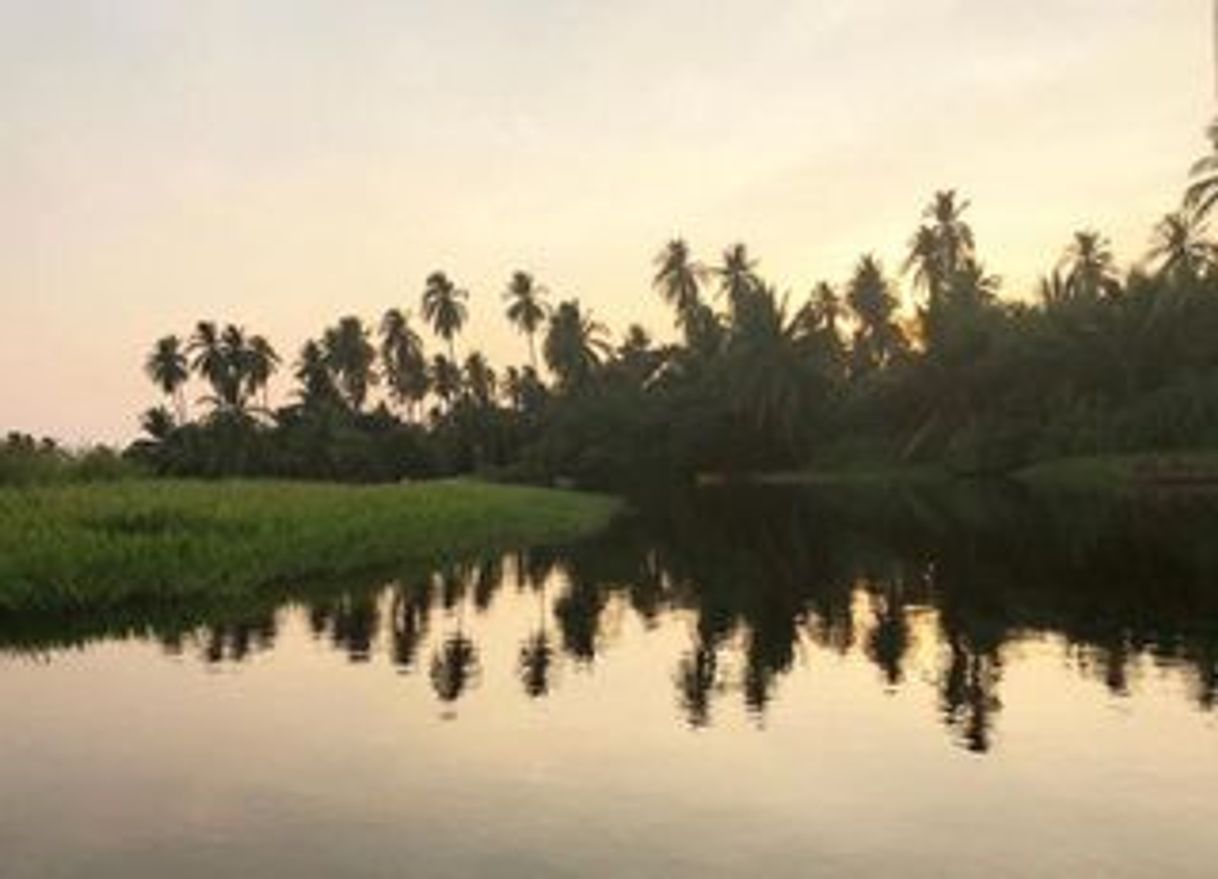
0,479,619,612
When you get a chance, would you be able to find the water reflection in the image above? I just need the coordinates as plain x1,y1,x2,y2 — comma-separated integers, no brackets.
3,484,1218,752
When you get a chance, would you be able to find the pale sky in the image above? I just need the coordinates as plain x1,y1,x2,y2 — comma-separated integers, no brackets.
1,0,1214,444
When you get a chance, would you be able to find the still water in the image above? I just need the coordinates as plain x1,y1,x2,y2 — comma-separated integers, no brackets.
2,485,1217,877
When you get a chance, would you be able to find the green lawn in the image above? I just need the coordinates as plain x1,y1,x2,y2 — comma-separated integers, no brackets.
0,479,620,612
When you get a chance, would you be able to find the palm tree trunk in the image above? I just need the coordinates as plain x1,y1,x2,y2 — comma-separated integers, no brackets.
528,333,537,371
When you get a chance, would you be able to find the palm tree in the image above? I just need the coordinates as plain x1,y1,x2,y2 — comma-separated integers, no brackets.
188,321,229,407
463,352,497,407
1038,270,1070,308
502,366,524,412
808,282,844,336
904,191,975,305
653,239,707,336
322,316,377,410
846,255,906,372
1185,118,1218,220
429,354,462,412
1146,210,1215,281
1060,230,1120,300
925,190,974,275
421,271,469,361
144,335,189,423
219,324,251,410
245,334,279,411
379,308,425,417
295,339,340,409
904,225,944,296
717,243,761,322
544,300,610,389
725,284,823,458
504,271,549,369
139,405,176,442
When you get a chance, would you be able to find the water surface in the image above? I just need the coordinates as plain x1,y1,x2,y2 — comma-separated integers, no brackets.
2,485,1217,877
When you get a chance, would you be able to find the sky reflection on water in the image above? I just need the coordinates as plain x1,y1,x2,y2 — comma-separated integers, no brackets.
1,485,1217,877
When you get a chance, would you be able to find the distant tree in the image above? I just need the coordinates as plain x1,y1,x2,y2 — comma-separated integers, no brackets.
653,239,708,338
1060,231,1120,300
188,321,230,407
245,334,280,411
504,271,549,370
717,243,762,322
323,316,377,410
846,255,906,372
380,308,425,418
544,300,611,390
429,354,462,412
144,335,189,423
139,405,176,441
1185,119,1218,220
294,339,341,410
463,351,497,408
421,271,469,361
1146,210,1215,282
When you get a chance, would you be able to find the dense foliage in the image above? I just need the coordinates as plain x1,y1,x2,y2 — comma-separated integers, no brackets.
0,432,141,487
127,132,1218,486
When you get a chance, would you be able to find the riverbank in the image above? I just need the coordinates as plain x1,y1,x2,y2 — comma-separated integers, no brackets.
0,479,620,612
751,450,1218,492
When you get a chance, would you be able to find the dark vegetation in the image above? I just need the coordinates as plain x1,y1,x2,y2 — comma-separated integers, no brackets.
122,125,1218,487
10,125,1218,489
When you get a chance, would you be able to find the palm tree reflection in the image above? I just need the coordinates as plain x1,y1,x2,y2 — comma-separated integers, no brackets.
8,485,1218,753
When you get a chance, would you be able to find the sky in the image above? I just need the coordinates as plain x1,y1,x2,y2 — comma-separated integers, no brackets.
0,0,1214,444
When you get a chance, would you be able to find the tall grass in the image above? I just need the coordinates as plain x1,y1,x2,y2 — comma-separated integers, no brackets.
0,479,619,612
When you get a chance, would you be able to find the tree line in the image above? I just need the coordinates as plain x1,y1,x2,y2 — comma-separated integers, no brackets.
133,127,1218,484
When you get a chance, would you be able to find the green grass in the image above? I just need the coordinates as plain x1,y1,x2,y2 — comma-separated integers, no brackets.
0,479,620,612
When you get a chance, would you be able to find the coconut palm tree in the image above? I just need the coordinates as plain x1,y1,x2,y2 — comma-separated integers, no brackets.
188,321,229,406
1185,118,1218,220
429,354,462,412
139,405,176,442
724,284,821,458
1060,230,1120,300
245,334,279,411
1146,210,1215,281
925,190,974,274
379,308,425,416
544,300,611,389
904,191,975,304
463,352,497,408
322,316,377,411
503,271,549,369
218,324,252,410
717,242,761,322
846,255,906,373
421,271,469,361
144,335,189,423
295,339,340,409
653,239,707,336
